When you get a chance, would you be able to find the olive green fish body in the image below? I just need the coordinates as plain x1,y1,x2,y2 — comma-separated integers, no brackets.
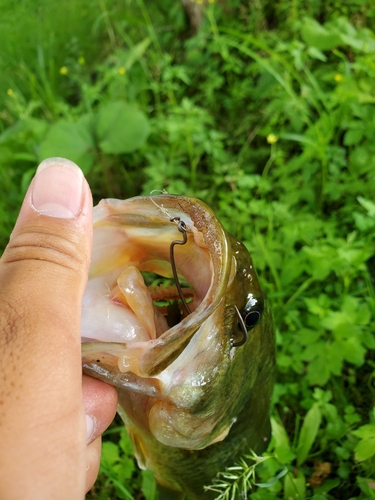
81,195,275,498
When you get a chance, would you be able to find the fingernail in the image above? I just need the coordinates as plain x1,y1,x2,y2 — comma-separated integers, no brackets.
31,158,84,218
85,414,96,444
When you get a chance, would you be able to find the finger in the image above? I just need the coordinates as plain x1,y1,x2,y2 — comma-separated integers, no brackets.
82,375,118,445
85,437,103,493
82,376,118,493
0,158,92,499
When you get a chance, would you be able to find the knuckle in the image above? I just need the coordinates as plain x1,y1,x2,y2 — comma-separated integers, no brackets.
2,225,87,274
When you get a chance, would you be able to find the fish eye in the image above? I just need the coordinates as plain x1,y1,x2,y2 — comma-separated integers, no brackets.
242,310,261,330
233,297,264,347
239,298,264,332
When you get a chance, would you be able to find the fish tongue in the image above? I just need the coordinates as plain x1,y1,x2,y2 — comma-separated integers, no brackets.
117,266,168,340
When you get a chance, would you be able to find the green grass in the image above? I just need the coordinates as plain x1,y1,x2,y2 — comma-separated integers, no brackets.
1,0,375,498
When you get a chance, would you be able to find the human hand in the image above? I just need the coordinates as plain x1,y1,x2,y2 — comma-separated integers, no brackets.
0,158,118,499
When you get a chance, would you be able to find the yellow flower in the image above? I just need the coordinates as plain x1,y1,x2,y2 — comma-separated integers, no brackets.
118,67,126,75
7,88,14,96
267,133,278,144
334,74,342,82
78,56,85,65
59,66,68,75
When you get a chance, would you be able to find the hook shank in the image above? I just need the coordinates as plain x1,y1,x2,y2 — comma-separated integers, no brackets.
169,219,192,316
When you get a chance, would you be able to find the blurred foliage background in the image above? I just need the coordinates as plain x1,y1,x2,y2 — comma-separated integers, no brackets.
1,0,375,498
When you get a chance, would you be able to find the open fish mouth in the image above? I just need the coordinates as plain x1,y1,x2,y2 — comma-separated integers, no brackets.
81,194,236,379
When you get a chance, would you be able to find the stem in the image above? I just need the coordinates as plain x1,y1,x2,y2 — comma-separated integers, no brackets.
283,277,314,309
262,143,277,178
135,0,162,55
97,0,117,50
100,465,134,499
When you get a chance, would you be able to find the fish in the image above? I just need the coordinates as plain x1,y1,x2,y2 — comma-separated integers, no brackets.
81,194,275,499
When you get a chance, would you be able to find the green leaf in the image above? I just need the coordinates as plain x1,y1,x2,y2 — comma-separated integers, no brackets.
300,18,342,51
96,101,150,154
38,115,94,174
141,470,157,500
305,344,343,385
322,311,351,331
280,255,305,285
116,37,151,71
344,129,364,146
353,211,375,231
0,118,47,144
357,476,375,497
357,196,375,217
353,423,375,440
271,418,295,463
337,336,366,366
116,455,135,482
314,478,340,494
354,302,371,326
100,465,135,500
354,436,375,462
340,33,366,51
307,46,327,62
256,468,288,487
101,441,120,467
306,357,330,386
302,245,337,280
119,428,134,455
284,470,306,499
296,403,322,466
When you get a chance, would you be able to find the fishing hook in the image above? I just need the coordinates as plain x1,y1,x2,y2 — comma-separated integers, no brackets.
169,217,192,316
149,191,192,316
150,191,246,346
233,305,247,347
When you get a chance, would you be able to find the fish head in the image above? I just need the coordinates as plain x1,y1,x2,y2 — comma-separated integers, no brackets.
81,194,274,462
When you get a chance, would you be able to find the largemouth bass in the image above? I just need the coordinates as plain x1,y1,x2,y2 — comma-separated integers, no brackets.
81,194,275,499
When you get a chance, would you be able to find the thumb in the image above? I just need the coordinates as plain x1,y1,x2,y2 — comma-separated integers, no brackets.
0,158,92,497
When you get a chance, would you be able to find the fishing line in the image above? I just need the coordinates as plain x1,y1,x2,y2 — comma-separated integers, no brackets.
149,189,173,219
